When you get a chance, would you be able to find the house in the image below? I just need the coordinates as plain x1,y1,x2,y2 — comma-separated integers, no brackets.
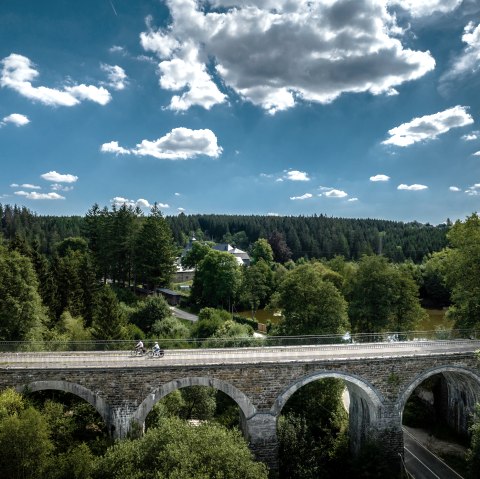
212,243,251,266
156,287,183,306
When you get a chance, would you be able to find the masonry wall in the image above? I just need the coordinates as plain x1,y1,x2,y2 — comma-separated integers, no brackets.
1,351,479,471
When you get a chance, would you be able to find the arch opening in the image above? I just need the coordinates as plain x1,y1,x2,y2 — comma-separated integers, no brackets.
272,371,384,478
398,366,480,475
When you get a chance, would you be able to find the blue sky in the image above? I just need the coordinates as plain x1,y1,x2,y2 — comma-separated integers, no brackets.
1,0,480,224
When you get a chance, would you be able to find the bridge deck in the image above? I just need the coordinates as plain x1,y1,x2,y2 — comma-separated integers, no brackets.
1,340,479,369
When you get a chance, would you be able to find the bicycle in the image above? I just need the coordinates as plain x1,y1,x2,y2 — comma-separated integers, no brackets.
147,349,165,358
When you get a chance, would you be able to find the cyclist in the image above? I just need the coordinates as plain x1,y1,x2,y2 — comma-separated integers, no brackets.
153,341,161,353
135,340,145,354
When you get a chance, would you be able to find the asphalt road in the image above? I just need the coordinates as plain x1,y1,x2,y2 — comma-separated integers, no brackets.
170,306,198,322
403,428,464,479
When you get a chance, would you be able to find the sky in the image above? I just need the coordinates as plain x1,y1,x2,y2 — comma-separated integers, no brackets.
1,0,480,224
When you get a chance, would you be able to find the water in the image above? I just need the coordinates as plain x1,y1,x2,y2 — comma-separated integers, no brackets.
237,308,454,331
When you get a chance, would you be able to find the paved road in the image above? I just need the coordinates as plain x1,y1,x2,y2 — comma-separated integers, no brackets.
170,306,198,322
1,340,479,369
403,428,464,479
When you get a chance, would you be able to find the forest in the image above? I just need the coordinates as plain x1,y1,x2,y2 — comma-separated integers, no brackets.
1,202,480,479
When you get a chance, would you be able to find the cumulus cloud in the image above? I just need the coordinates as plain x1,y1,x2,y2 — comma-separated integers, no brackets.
284,170,310,181
290,193,313,200
140,0,435,114
14,190,65,200
383,105,474,147
177,207,185,212
387,0,463,17
111,197,159,209
473,151,480,156
466,183,480,196
174,192,181,196
397,183,428,190
323,189,348,198
462,131,479,141
370,174,390,182
51,184,74,192
41,171,78,183
1,113,30,127
10,183,40,189
101,127,222,160
348,197,359,202
101,64,128,90
109,45,126,54
0,53,111,106
441,22,480,84
449,186,461,191
101,141,130,155
267,212,279,216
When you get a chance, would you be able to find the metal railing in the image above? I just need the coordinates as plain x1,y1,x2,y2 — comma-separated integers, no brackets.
0,329,478,353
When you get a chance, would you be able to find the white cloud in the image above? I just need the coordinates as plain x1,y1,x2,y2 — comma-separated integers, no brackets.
1,113,30,127
14,190,65,200
441,22,480,84
397,184,428,190
177,207,185,212
109,45,125,54
383,105,474,147
449,186,461,192
473,151,480,156
41,171,78,183
140,0,435,114
1,53,111,106
51,183,73,192
111,197,158,209
387,0,463,17
370,174,390,182
102,127,222,160
284,170,310,181
290,193,313,200
466,184,480,196
10,183,41,189
462,131,479,141
348,197,359,202
174,192,181,196
100,141,130,155
101,64,128,90
323,189,348,198
267,212,279,216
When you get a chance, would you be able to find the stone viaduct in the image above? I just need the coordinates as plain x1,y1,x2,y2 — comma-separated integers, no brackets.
1,340,479,472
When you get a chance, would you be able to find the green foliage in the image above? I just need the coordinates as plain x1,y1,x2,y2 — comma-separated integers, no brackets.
191,250,242,308
277,379,349,479
93,416,268,479
421,249,451,307
181,241,212,269
0,406,54,479
250,238,274,265
466,404,480,478
445,214,480,329
240,258,273,317
347,255,426,333
0,245,48,341
278,262,349,335
0,387,26,419
130,295,172,334
151,315,190,340
134,204,177,290
91,285,125,340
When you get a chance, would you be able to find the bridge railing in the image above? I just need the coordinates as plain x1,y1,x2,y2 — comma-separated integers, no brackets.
0,329,478,353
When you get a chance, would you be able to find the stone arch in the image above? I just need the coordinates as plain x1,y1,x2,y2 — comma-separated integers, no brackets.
396,365,480,437
271,369,384,416
18,380,110,425
271,370,385,454
133,376,256,425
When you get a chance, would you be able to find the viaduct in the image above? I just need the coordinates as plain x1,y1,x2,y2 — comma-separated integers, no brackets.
1,340,480,472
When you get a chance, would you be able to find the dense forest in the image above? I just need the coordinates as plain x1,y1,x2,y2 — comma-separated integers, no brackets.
0,204,448,262
1,202,480,479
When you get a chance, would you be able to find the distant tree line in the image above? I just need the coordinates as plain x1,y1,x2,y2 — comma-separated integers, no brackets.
1,204,448,263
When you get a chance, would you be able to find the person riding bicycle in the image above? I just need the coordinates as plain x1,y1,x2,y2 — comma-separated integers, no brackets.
135,340,145,354
152,341,161,353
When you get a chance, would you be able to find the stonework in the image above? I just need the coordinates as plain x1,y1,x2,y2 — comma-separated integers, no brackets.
1,350,479,472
